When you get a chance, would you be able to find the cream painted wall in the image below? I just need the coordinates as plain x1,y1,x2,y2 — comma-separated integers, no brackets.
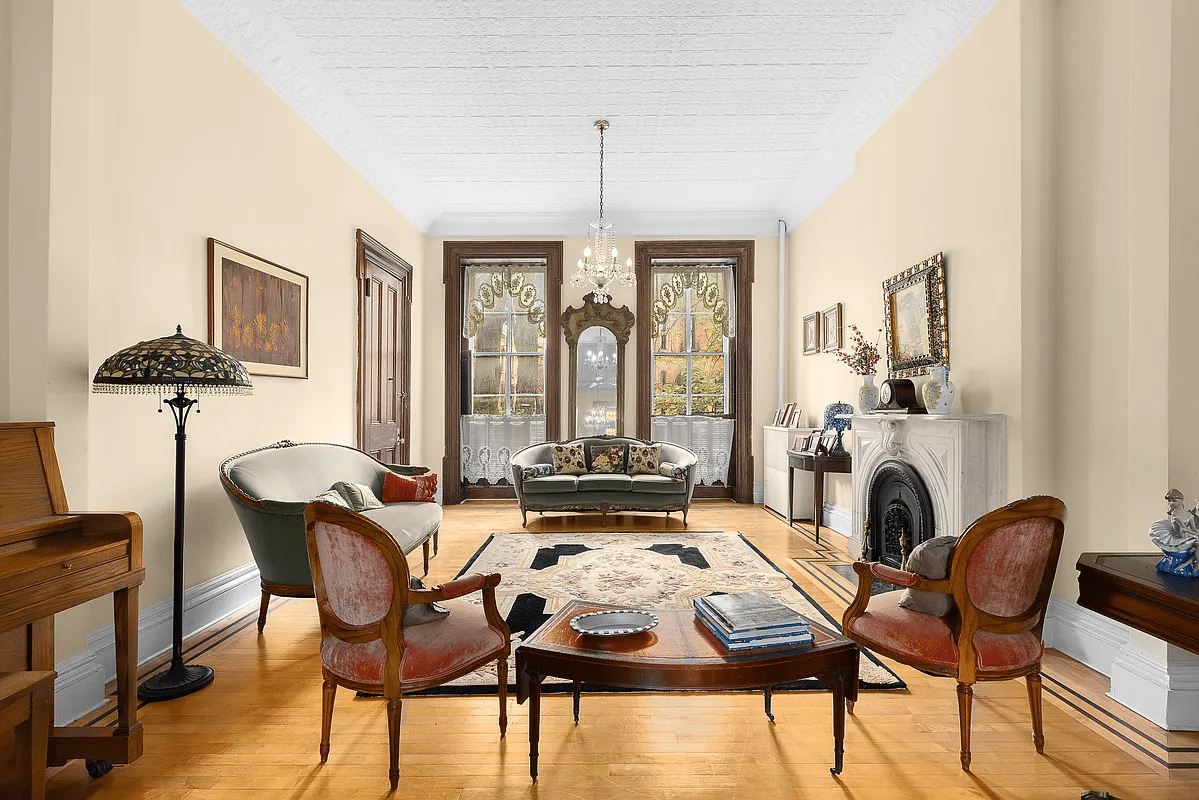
425,235,781,489
10,0,430,659
0,0,11,422
788,0,1027,513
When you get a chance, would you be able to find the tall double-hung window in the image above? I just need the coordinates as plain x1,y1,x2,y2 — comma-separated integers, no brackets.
650,260,735,416
465,264,547,416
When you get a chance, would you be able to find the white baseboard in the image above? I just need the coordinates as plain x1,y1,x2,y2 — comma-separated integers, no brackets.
55,562,261,725
822,502,851,536
1045,595,1199,731
753,482,764,505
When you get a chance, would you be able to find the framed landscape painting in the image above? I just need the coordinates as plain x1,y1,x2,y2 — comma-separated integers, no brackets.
208,239,309,378
883,252,948,378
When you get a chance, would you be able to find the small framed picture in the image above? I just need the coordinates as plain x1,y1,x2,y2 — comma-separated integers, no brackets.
803,312,821,355
801,433,820,455
787,407,803,427
792,433,809,451
822,302,842,352
781,403,795,427
817,431,838,456
772,408,784,426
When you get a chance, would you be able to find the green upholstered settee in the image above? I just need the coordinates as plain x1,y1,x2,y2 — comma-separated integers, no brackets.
219,440,440,632
510,435,698,526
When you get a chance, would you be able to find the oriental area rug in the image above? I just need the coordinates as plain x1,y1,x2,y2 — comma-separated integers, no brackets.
414,530,904,695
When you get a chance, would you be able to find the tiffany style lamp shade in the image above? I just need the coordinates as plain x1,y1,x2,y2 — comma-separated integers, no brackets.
93,326,252,701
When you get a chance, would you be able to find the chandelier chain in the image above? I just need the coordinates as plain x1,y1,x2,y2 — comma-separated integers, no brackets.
598,124,605,219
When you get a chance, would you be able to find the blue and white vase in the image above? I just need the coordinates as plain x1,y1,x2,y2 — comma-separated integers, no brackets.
921,365,955,415
857,373,879,414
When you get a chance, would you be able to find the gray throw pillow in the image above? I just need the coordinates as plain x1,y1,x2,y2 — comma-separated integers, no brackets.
522,463,554,480
403,576,450,627
897,535,958,617
310,488,351,509
329,481,384,512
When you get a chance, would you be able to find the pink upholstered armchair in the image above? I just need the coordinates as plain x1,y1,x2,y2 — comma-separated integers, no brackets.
304,502,511,790
841,495,1067,771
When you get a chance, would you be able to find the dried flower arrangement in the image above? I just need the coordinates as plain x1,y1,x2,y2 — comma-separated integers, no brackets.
835,324,882,375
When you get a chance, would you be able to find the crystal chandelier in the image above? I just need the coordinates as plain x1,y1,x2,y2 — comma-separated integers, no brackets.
571,120,635,303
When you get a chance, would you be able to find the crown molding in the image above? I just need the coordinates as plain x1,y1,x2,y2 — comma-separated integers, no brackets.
177,0,440,232
429,211,783,240
778,0,1000,227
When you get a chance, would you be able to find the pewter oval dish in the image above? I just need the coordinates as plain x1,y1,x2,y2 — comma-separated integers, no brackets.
569,610,658,637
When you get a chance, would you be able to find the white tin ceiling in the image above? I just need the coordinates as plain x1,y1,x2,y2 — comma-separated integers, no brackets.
182,0,997,236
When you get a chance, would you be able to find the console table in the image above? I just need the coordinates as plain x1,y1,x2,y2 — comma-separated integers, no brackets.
1076,552,1199,655
787,450,852,543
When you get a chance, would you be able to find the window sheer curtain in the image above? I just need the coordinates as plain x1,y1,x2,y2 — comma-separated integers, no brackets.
651,416,734,485
460,415,546,483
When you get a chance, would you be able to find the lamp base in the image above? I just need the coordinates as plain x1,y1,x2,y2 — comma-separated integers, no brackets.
137,662,214,702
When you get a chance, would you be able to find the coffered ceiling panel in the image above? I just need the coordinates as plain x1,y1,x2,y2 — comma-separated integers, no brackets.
182,0,998,235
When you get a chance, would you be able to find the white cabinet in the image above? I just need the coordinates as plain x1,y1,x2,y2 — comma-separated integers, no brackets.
763,426,817,521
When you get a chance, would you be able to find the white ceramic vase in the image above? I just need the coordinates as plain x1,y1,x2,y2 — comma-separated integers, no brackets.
921,365,955,415
857,373,879,414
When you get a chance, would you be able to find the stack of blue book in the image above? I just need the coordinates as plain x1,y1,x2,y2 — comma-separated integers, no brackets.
693,589,814,651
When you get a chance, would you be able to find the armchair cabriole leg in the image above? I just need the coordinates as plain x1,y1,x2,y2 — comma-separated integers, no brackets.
498,655,508,737
320,680,336,763
422,540,430,576
387,698,402,790
257,589,270,633
957,682,974,771
433,529,438,555
1027,670,1046,754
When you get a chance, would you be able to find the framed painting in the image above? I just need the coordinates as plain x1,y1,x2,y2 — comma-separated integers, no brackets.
821,302,842,352
208,239,308,378
802,311,821,355
883,252,948,378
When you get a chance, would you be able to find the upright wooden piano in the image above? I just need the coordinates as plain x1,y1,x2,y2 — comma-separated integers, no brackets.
0,421,145,771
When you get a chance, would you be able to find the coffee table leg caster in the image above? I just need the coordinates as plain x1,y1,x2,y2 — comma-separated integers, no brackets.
763,686,774,722
573,680,581,724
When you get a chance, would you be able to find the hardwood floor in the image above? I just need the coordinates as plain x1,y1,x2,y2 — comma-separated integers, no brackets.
46,500,1199,799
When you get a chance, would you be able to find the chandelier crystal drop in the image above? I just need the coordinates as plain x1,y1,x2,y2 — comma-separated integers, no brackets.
571,120,635,303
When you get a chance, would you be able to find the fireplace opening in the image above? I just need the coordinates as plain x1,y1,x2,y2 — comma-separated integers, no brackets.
864,459,935,568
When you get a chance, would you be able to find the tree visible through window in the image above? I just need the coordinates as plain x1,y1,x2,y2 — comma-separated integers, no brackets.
466,266,547,416
651,265,734,416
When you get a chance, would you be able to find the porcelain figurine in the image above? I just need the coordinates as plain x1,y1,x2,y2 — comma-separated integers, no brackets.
1149,488,1199,577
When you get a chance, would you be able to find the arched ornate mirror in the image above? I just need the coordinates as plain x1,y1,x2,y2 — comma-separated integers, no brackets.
563,293,635,438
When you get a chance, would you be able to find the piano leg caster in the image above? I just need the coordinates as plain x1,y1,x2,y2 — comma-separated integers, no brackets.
86,759,113,779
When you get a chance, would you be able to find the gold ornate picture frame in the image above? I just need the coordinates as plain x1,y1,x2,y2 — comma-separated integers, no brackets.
883,252,947,378
821,302,842,352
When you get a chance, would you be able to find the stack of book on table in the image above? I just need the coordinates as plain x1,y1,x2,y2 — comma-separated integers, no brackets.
693,589,814,652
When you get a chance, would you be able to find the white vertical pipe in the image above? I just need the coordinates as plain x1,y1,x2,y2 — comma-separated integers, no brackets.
778,219,788,409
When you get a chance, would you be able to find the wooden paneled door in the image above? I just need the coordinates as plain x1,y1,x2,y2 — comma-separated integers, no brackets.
357,230,412,464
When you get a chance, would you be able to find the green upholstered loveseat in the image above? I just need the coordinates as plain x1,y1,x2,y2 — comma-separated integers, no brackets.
219,440,440,632
510,435,698,526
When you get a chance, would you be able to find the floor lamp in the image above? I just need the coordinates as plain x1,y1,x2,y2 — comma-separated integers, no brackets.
93,325,252,701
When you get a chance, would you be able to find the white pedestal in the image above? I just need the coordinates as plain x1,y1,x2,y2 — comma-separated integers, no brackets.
763,426,816,522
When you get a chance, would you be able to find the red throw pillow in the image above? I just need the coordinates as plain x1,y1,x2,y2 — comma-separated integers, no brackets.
382,471,438,503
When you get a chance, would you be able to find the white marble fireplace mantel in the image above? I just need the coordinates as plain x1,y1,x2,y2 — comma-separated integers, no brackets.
851,413,1006,559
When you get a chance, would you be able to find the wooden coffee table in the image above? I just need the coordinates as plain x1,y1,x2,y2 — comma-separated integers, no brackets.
515,599,860,779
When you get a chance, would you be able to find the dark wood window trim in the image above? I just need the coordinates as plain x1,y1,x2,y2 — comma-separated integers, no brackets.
443,241,562,504
635,240,754,504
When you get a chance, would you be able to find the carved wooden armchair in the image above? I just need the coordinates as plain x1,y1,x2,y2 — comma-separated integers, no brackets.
841,495,1067,771
304,503,510,790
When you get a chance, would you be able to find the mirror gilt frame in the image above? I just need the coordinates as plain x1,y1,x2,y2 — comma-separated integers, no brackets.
563,292,636,438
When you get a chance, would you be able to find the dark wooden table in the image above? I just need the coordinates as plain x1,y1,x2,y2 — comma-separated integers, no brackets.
515,599,860,780
787,450,852,542
1076,552,1199,655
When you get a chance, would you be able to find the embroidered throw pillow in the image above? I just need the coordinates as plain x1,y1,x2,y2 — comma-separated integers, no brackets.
551,442,587,475
522,463,555,480
626,443,661,475
329,481,384,512
310,488,351,509
897,536,958,617
403,576,450,627
382,471,438,503
658,461,687,480
588,443,626,474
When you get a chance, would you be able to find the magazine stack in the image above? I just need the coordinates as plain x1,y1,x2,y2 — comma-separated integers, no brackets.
693,589,814,652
